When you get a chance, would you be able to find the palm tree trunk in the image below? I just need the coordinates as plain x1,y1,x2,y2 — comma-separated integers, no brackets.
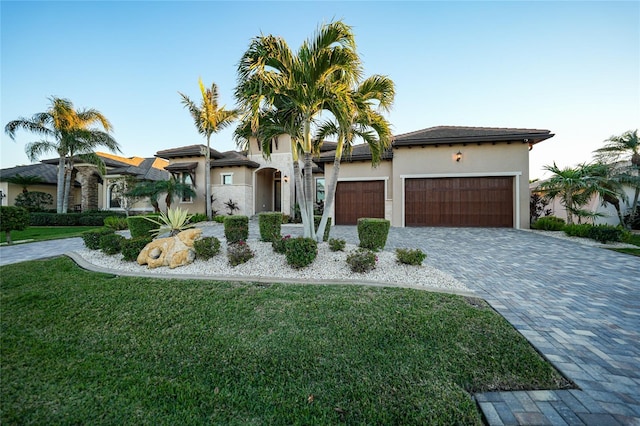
292,159,308,232
62,161,73,213
316,140,343,242
205,135,212,221
56,156,65,213
301,120,316,239
628,187,640,227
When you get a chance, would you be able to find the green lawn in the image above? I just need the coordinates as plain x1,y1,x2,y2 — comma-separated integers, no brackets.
0,226,102,244
1,258,571,425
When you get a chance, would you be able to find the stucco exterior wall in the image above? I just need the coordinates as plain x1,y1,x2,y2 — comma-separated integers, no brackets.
392,143,531,228
1,183,57,208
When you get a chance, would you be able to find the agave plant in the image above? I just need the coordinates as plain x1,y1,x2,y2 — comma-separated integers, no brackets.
145,207,194,237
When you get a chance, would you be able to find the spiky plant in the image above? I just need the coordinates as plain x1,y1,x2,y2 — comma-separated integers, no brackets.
145,206,194,237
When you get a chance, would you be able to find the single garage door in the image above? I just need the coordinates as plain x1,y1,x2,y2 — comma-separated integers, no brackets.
335,180,385,225
405,177,513,227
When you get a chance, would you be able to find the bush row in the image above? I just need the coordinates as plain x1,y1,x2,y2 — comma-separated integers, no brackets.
29,211,126,227
532,216,631,244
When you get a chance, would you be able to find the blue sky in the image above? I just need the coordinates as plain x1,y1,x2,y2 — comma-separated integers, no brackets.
1,1,638,179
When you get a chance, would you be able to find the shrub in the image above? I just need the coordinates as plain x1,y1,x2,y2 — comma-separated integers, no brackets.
189,213,209,224
99,233,125,255
282,214,290,224
78,215,108,226
346,248,377,273
146,207,194,237
127,215,160,238
224,199,239,215
258,212,283,242
81,227,116,250
587,225,625,244
285,237,318,269
224,215,249,243
357,218,390,251
0,206,30,244
396,248,427,266
564,223,592,238
328,238,346,252
28,211,125,227
104,216,128,230
14,191,53,212
272,234,291,254
121,236,152,262
213,215,226,223
194,236,221,260
623,206,640,230
313,215,331,242
531,216,565,231
227,241,254,266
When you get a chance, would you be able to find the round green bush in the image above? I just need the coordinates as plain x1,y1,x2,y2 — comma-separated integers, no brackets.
531,216,565,231
357,218,390,251
395,248,427,265
121,236,152,262
285,237,318,269
99,233,126,255
127,215,160,238
194,236,221,260
82,227,116,250
346,248,377,273
328,238,346,252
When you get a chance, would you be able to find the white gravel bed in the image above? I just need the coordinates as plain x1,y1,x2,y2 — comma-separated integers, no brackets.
73,240,470,293
526,229,638,248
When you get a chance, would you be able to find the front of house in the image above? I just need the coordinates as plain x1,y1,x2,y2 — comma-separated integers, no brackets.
0,126,555,229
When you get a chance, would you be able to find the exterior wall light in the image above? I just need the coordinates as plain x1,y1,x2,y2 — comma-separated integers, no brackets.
455,151,462,162
283,175,289,183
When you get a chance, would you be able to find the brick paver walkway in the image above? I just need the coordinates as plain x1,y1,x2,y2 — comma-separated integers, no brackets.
2,225,639,424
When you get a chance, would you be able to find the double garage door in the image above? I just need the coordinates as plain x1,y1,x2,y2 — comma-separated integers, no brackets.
335,177,513,227
405,177,513,227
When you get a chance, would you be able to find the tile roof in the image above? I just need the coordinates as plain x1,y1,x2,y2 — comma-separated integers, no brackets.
393,126,554,147
155,144,225,160
0,163,60,185
316,143,394,163
210,151,260,169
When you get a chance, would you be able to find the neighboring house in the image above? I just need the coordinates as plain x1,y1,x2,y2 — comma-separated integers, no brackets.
0,153,169,213
159,126,553,229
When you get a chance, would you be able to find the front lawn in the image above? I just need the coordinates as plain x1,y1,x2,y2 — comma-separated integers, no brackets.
1,257,571,425
0,226,102,244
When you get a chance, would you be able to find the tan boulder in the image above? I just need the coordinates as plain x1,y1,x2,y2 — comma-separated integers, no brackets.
137,228,202,269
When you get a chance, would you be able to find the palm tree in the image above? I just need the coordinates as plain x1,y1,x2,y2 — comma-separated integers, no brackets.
314,75,395,241
127,177,196,213
236,20,362,239
593,129,640,226
179,79,239,220
538,162,619,224
4,174,44,194
5,97,119,213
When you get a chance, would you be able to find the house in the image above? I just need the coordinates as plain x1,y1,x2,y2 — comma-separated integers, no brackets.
0,153,169,213
1,126,554,228
159,126,554,229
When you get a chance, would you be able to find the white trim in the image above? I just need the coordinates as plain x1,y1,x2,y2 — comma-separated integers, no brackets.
400,172,522,229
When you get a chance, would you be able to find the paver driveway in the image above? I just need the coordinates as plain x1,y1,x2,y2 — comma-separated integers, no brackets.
1,225,639,424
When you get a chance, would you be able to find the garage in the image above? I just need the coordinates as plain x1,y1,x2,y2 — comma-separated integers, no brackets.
335,180,385,225
405,177,513,227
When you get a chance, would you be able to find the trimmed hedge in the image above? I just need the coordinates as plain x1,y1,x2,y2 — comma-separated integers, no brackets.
194,236,221,260
121,236,153,262
357,218,390,251
259,212,283,242
99,233,125,255
127,215,160,238
313,215,331,242
224,215,249,244
82,227,116,250
284,237,318,269
531,216,565,231
29,211,125,227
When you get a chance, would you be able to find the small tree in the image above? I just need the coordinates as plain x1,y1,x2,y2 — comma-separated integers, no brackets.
0,206,29,244
110,176,141,217
14,191,54,212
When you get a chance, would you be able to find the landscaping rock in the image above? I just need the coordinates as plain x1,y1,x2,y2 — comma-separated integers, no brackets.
137,228,202,269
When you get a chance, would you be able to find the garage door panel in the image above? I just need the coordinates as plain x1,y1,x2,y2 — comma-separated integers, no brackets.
405,177,513,227
336,181,385,225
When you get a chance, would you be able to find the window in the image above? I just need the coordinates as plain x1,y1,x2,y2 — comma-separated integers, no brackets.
222,173,233,185
181,172,193,203
316,178,325,204
108,183,121,208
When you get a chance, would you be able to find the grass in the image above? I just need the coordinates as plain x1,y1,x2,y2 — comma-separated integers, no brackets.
0,226,103,244
1,257,571,425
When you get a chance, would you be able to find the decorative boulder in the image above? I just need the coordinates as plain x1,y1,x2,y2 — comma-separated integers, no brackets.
137,228,202,269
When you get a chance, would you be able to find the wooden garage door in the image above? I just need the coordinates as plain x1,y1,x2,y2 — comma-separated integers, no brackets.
335,181,385,225
405,177,513,227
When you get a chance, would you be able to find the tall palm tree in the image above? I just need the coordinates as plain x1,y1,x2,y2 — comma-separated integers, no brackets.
588,162,628,226
236,20,362,239
538,162,619,224
5,97,119,213
314,75,395,241
593,129,640,226
179,79,239,220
